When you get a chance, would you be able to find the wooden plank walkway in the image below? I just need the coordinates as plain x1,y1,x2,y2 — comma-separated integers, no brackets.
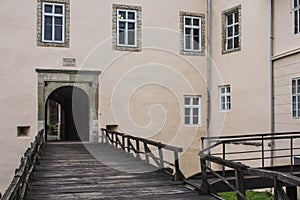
26,142,217,200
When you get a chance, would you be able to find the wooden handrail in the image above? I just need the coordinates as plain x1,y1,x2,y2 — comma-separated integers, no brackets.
101,128,184,181
2,130,44,200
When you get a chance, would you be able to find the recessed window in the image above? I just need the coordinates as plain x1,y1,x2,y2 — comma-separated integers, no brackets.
222,5,241,54
293,0,300,34
220,85,231,111
184,96,201,125
37,0,70,48
180,12,205,56
292,78,300,118
113,4,142,51
17,126,30,137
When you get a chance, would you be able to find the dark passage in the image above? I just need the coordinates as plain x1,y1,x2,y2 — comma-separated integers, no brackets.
46,86,89,141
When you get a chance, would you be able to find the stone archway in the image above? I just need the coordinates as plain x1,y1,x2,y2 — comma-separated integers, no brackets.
36,69,101,142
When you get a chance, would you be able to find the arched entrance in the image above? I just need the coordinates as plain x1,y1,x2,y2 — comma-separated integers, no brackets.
45,86,89,141
36,68,101,143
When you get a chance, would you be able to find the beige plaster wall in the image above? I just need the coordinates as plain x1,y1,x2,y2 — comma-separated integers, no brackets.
209,0,271,137
0,0,208,192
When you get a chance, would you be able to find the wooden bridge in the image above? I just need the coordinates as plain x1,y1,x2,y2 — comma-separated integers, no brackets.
1,129,217,200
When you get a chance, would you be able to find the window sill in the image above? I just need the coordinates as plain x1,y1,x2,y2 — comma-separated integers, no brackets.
180,50,205,56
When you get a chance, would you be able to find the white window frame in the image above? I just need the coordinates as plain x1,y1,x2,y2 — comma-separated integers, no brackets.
293,0,300,34
183,16,202,52
225,11,239,51
292,78,300,118
116,9,137,47
184,96,201,126
219,85,231,111
42,2,65,43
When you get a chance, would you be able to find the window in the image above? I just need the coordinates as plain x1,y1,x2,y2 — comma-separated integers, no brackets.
184,16,201,51
117,9,137,46
220,85,231,111
42,3,65,43
113,4,142,51
222,5,241,54
292,78,300,118
293,0,300,34
37,0,70,47
180,12,205,56
184,96,201,125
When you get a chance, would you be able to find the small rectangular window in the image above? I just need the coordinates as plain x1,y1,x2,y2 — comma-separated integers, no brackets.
293,0,300,34
42,3,65,43
117,9,137,47
184,96,201,125
292,78,300,118
220,85,231,111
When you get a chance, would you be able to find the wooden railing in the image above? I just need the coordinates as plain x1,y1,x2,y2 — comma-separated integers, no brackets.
1,130,44,200
199,132,300,200
100,128,184,181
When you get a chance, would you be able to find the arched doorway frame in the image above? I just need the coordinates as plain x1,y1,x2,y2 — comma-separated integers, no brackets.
36,68,101,142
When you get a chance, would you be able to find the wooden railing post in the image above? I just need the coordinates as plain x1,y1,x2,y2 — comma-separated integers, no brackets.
235,169,245,200
144,142,150,164
174,151,183,181
121,135,125,151
200,158,209,195
158,146,164,169
136,139,141,159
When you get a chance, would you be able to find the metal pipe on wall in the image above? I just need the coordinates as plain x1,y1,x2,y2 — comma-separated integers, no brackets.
206,0,211,143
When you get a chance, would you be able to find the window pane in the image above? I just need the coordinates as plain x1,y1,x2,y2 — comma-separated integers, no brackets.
118,11,126,20
185,18,191,25
297,79,300,93
185,117,190,124
221,88,225,94
234,24,239,35
193,29,199,37
193,18,199,26
119,22,125,29
227,14,233,25
54,17,62,25
226,87,230,93
293,80,296,94
185,108,190,115
44,5,52,13
193,117,198,124
227,39,233,49
221,103,226,110
128,12,135,20
54,26,62,41
221,96,225,104
234,12,239,23
193,98,199,105
295,0,298,8
184,98,190,105
185,36,191,49
193,108,199,116
227,102,231,110
185,28,191,35
128,22,135,30
118,30,125,44
234,37,239,48
228,27,233,37
193,36,200,50
44,25,52,40
128,30,135,45
45,16,52,25
55,5,63,14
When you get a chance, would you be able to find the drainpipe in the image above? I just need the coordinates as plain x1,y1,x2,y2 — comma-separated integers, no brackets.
206,0,211,143
270,0,275,167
